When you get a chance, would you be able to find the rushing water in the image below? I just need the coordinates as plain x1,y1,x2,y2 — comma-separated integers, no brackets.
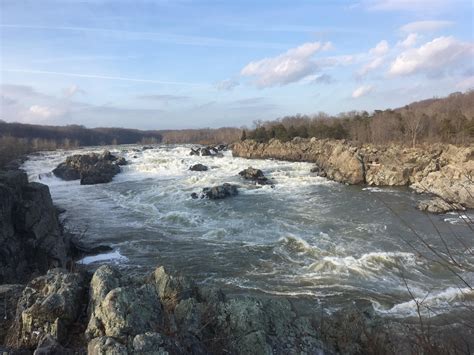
23,144,474,319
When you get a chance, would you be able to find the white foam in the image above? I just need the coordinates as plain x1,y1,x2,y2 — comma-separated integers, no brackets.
374,286,474,317
77,250,128,265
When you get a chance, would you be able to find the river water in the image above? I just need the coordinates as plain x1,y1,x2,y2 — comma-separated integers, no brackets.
22,144,474,319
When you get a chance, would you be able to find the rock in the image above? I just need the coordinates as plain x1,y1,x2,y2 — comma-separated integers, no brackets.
0,170,72,284
87,336,128,354
86,266,164,342
417,198,465,214
5,269,86,350
0,285,24,344
80,161,121,185
232,139,364,185
52,151,126,185
189,164,208,172
238,167,272,185
33,334,70,355
133,332,180,354
233,139,474,210
190,145,225,157
200,183,238,199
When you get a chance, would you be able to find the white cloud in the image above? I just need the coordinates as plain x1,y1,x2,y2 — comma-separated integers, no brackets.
388,36,474,77
400,20,453,33
397,33,419,48
241,41,332,88
28,105,61,118
370,40,389,56
357,40,389,77
352,85,374,98
215,79,239,91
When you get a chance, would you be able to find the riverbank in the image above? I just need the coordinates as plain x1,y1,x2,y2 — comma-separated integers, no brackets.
232,138,474,211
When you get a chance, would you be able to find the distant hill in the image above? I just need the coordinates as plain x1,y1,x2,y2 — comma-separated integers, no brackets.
243,90,474,146
0,122,163,146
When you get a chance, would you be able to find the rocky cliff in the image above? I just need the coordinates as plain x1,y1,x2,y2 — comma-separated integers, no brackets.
0,170,73,284
232,138,474,209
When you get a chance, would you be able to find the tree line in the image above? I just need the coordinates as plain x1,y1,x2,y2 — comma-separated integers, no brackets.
243,91,474,146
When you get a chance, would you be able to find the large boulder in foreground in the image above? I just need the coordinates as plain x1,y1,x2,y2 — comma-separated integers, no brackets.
239,167,272,185
53,151,126,185
5,269,86,351
84,265,327,354
191,183,238,200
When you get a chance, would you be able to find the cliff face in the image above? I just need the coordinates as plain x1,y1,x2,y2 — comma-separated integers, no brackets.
0,170,72,284
232,138,474,208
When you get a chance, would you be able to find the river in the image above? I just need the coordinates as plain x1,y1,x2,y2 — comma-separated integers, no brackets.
22,144,474,320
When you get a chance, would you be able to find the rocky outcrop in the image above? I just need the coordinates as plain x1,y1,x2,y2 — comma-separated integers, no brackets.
0,170,72,284
417,198,465,214
190,145,227,157
238,167,272,185
0,284,24,344
189,163,209,171
5,268,87,351
233,139,474,209
233,138,364,185
83,265,328,354
191,183,239,200
53,151,126,185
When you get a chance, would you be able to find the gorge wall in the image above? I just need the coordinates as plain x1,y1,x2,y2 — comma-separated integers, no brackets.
232,138,474,209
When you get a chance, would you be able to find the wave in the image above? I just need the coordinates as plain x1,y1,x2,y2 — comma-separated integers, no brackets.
373,286,474,317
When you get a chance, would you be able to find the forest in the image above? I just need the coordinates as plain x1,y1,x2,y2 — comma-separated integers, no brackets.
243,91,474,146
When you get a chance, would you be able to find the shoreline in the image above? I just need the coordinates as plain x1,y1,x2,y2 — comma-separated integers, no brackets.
232,138,474,212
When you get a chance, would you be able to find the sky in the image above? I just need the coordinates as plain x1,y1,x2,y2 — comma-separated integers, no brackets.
0,0,473,130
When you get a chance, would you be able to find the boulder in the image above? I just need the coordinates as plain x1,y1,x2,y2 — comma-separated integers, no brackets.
86,266,164,342
238,167,271,185
190,145,225,157
197,183,238,200
5,269,86,350
52,151,126,185
417,198,465,214
189,164,208,172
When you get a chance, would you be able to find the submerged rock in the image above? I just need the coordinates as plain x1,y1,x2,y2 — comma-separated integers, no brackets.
52,151,126,185
238,167,272,185
189,163,209,171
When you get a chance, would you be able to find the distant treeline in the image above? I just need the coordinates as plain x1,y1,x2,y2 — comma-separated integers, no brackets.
0,121,163,146
160,127,241,145
243,91,474,146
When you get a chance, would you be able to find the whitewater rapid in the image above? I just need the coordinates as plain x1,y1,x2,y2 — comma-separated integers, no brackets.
23,144,474,319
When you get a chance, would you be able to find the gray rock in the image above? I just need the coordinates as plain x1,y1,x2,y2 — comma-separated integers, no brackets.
201,183,238,199
417,198,465,214
52,151,126,185
238,167,271,185
189,164,208,172
88,336,128,355
5,269,85,350
0,170,72,284
0,284,24,344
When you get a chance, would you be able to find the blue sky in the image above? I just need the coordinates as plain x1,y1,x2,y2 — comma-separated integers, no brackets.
1,0,473,129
